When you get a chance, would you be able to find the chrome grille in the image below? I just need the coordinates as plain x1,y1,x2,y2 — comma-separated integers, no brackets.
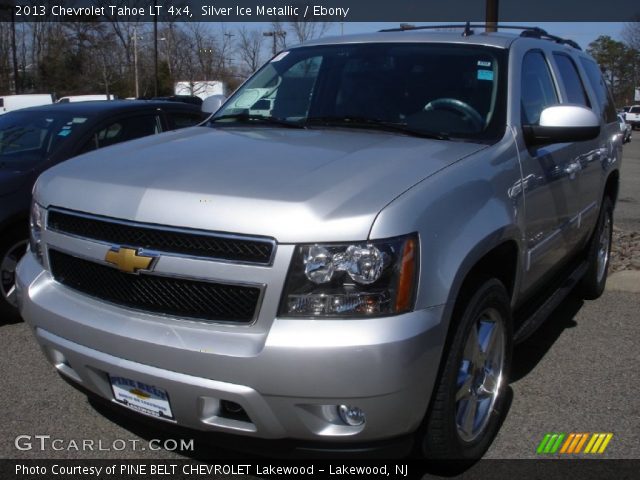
49,250,261,323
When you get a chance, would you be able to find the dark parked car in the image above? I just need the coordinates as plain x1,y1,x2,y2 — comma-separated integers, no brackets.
0,100,206,319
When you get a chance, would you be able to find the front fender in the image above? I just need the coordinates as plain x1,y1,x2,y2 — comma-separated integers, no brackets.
369,135,524,315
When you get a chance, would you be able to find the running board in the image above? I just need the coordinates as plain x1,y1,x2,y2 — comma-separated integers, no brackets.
513,261,588,344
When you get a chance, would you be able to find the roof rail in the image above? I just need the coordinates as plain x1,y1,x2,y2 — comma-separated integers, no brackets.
378,23,582,50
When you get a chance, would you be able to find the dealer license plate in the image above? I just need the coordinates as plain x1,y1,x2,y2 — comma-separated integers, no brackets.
109,375,175,421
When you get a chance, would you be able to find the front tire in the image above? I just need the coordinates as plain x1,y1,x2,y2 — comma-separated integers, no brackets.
0,227,28,322
420,278,513,459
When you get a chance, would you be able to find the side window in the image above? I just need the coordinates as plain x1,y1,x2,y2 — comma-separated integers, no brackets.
580,57,618,123
553,53,590,107
168,112,205,129
521,51,558,125
81,114,162,152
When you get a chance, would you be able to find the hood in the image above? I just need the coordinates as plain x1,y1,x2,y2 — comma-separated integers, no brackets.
35,126,486,242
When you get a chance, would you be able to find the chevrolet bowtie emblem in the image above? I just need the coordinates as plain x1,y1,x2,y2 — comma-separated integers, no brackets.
105,247,156,274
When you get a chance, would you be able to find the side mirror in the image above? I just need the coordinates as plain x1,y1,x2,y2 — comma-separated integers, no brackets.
523,105,600,146
202,95,227,114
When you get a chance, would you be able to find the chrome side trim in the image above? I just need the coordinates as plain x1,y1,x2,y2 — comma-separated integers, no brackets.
46,206,278,267
577,201,597,229
526,201,598,271
526,227,562,271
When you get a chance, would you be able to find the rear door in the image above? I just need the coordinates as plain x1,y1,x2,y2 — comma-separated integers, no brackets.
573,56,619,245
547,51,601,250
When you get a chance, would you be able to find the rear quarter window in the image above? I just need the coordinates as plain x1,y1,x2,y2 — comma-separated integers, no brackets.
553,53,590,107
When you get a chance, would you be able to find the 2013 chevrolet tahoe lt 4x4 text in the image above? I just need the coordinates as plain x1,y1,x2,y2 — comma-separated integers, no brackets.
16,26,621,459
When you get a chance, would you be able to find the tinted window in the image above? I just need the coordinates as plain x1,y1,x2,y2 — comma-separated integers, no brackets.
215,43,508,142
521,51,558,125
0,111,90,167
553,54,590,107
580,58,617,123
630,106,640,114
83,115,161,151
168,112,204,129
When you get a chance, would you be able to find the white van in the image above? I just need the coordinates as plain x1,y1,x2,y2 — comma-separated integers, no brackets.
56,94,116,103
0,94,53,114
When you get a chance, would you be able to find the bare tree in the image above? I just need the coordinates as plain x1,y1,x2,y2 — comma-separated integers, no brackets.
237,27,264,74
622,20,640,50
287,17,331,44
187,22,219,82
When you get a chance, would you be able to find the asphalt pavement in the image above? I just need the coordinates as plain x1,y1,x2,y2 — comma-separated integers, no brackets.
1,137,639,465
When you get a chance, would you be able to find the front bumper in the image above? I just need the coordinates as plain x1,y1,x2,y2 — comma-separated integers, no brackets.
16,252,448,443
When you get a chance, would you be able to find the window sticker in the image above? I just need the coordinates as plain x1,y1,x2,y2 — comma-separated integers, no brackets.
57,129,71,137
72,117,88,124
271,51,289,62
477,69,494,81
477,60,492,67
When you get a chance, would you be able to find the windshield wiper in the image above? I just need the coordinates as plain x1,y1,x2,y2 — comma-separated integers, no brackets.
305,116,450,140
210,113,306,129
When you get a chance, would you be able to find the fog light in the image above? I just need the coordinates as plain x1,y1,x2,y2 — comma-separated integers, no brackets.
337,404,366,426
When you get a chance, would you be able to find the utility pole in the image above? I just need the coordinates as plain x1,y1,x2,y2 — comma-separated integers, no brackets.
222,32,234,73
133,26,139,98
263,30,286,55
153,5,158,97
485,0,499,33
10,6,19,93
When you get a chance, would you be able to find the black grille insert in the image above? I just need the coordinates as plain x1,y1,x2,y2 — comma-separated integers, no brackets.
47,210,274,265
49,250,261,323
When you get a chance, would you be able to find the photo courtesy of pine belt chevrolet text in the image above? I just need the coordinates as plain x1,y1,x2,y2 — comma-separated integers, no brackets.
16,25,622,459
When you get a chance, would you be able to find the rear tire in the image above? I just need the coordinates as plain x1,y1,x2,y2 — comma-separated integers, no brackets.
578,196,613,300
420,278,513,459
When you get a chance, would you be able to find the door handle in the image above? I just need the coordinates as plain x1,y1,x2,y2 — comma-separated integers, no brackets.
564,162,581,178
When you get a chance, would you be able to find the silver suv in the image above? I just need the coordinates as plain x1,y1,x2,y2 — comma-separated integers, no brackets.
16,26,621,459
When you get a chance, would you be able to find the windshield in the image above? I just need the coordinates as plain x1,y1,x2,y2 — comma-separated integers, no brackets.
630,106,640,114
0,111,89,168
212,43,507,142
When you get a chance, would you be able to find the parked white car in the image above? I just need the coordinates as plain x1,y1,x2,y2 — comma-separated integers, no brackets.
617,114,632,143
625,105,640,129
0,94,53,114
56,95,116,103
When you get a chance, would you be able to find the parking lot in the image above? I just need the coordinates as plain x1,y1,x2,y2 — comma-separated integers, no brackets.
1,136,639,463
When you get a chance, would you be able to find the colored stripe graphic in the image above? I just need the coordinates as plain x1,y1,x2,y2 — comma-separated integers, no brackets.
560,433,576,453
537,433,552,454
537,433,565,454
538,433,613,454
598,433,613,453
584,433,614,454
573,433,589,453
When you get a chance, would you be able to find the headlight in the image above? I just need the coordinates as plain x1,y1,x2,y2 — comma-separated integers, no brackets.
280,234,418,317
29,200,45,266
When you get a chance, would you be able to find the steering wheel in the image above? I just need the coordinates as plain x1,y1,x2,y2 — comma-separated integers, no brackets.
424,98,485,131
